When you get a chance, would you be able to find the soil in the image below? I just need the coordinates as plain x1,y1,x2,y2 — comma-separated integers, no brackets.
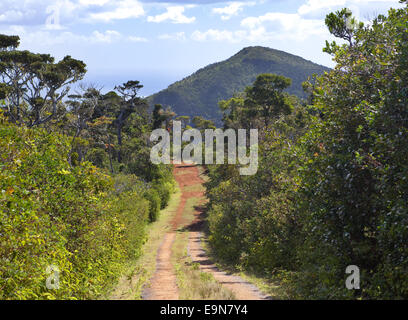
143,163,270,300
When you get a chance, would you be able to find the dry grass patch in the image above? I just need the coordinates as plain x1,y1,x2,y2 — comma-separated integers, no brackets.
108,187,181,300
172,197,235,300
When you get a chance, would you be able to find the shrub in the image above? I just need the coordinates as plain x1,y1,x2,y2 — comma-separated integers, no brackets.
0,112,150,299
144,188,161,222
152,179,173,209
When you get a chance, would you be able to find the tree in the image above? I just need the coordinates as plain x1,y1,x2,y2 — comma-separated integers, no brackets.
192,115,215,130
175,115,190,129
323,8,364,54
152,104,166,129
244,73,292,127
66,85,100,164
297,4,408,298
113,80,147,163
0,34,86,126
0,34,20,51
160,106,176,131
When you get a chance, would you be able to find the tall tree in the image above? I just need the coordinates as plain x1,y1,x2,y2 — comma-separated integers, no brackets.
192,115,215,130
160,106,176,131
66,85,100,164
323,8,364,54
114,80,146,163
298,4,408,297
244,73,292,127
152,104,166,129
175,115,190,129
0,34,86,126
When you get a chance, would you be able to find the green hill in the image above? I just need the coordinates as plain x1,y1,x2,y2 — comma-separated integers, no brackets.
148,46,331,124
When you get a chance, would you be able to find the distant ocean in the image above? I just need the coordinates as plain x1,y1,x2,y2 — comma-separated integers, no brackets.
73,69,191,98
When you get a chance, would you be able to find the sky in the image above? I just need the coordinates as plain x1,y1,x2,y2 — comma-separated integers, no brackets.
0,0,404,96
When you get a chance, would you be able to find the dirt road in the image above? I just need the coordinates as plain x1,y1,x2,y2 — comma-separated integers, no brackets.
143,163,269,300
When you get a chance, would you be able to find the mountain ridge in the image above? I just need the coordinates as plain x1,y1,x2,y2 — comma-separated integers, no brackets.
148,46,331,123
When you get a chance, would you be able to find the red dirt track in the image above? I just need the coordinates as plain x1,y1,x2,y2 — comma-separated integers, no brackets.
143,163,269,300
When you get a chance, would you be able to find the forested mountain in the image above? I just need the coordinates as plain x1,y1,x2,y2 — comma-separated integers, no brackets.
148,46,330,123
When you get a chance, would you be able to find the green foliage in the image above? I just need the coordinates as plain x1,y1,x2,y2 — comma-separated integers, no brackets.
148,46,330,125
152,178,174,209
192,116,216,130
0,111,150,299
206,4,408,299
86,148,108,168
244,73,293,126
0,34,86,126
294,5,408,299
144,189,161,222
152,104,165,129
0,34,20,50
324,8,363,49
206,103,310,273
0,31,176,300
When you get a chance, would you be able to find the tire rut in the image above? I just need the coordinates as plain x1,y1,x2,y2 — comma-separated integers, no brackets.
143,163,270,300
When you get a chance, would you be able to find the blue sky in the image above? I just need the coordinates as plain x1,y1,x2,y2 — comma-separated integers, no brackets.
0,0,404,96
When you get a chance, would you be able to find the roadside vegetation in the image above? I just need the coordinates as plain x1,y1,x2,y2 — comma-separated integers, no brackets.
205,4,408,299
0,35,175,299
109,186,182,300
1,2,407,300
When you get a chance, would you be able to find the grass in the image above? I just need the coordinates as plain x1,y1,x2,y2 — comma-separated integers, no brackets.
172,196,235,300
196,164,286,299
107,186,181,300
197,165,210,183
107,164,243,300
199,238,286,299
237,272,290,299
182,184,204,193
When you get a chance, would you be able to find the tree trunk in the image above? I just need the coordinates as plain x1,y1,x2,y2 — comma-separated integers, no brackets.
116,122,122,163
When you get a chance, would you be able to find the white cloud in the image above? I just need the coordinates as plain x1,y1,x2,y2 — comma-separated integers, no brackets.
298,0,403,20
129,35,148,42
147,6,195,24
92,30,121,43
192,11,326,43
191,28,272,43
0,0,78,26
191,0,402,45
298,0,347,16
91,30,147,43
88,0,145,21
241,12,326,39
158,32,186,41
212,2,255,21
79,0,110,5
0,25,147,48
0,0,146,26
192,29,237,42
191,27,276,43
0,10,24,22
9,29,88,48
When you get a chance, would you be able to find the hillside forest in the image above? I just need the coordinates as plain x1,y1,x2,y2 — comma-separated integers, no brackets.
148,45,330,125
1,3,408,299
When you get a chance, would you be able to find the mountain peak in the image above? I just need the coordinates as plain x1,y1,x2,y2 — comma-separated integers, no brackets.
148,46,330,124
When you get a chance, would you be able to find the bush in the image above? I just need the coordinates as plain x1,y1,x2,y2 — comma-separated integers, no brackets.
144,189,161,222
206,5,408,299
86,148,108,168
152,179,173,209
0,112,150,299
